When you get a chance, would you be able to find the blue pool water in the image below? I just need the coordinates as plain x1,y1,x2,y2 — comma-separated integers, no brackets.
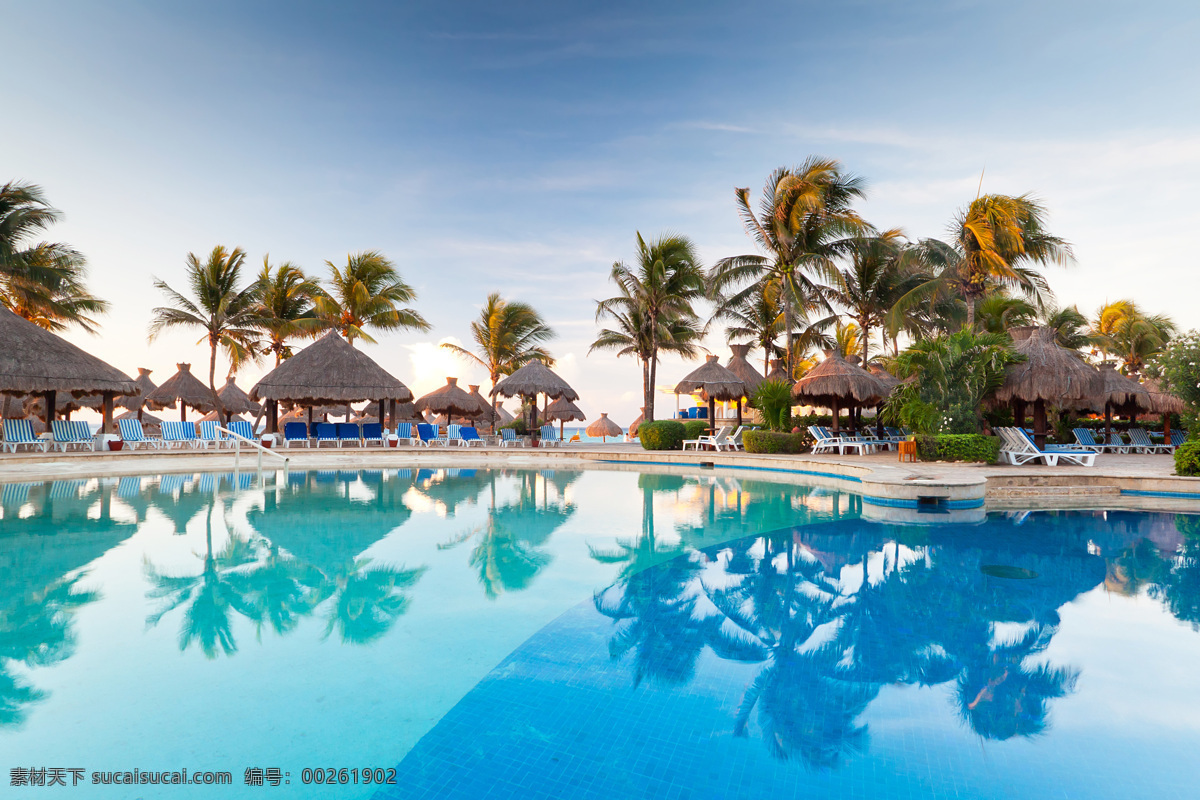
0,467,1198,798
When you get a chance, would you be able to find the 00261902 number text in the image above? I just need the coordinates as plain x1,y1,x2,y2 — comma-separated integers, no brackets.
300,768,397,785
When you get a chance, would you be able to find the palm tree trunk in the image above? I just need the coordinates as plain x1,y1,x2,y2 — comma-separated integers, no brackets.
208,340,226,427
783,280,794,380
860,317,870,364
647,320,659,422
965,297,976,330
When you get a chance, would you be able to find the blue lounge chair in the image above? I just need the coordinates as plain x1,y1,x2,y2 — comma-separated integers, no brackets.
416,423,439,446
284,422,310,448
459,426,485,447
1127,428,1174,454
314,422,338,448
3,418,48,453
118,418,161,450
1072,427,1128,454
228,420,255,444
540,425,562,447
161,420,200,449
395,422,419,445
51,419,93,452
198,420,226,449
500,428,522,447
361,423,384,446
1170,430,1189,448
337,422,361,447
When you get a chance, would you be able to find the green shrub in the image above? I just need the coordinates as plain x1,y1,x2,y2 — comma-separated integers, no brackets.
1175,441,1200,476
743,430,808,454
753,380,794,431
914,433,1000,463
500,419,528,435
682,420,711,440
639,420,685,451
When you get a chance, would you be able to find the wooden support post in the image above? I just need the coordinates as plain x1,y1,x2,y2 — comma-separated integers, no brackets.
44,390,55,431
1034,399,1048,451
708,396,716,435
1013,399,1026,429
268,400,279,434
831,397,841,435
102,392,114,434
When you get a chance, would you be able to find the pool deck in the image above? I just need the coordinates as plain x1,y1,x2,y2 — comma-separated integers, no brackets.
1,443,1197,514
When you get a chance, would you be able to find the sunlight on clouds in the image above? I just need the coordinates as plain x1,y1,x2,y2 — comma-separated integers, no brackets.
404,337,488,397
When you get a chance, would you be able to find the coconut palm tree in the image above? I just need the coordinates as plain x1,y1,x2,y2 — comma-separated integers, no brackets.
441,292,556,429
826,230,921,362
592,233,706,421
709,158,870,378
149,248,261,422
314,251,429,344
253,257,325,366
1108,305,1175,375
148,246,263,425
0,181,108,332
892,194,1071,330
717,279,785,375
975,293,1038,335
1040,304,1093,352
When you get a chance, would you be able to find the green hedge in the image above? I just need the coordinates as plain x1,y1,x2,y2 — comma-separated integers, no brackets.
914,434,1000,463
682,420,711,440
743,430,808,454
1175,441,1200,476
639,420,685,451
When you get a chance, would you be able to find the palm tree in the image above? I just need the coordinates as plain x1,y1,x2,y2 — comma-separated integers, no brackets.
441,292,555,429
975,293,1038,335
254,257,325,366
1040,304,1092,352
709,158,870,378
1089,301,1176,374
148,246,262,425
716,279,785,374
592,233,706,421
314,251,429,344
892,194,1072,330
0,181,108,332
826,230,920,362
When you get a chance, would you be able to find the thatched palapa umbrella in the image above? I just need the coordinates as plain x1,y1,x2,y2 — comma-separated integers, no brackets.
674,355,746,433
791,351,886,436
628,407,646,437
0,306,136,433
415,377,481,427
145,363,218,422
586,412,623,442
726,344,764,422
492,361,579,434
217,376,262,416
116,367,158,420
250,331,413,433
1095,363,1153,445
544,396,586,440
1142,377,1186,442
465,384,500,431
765,358,792,385
992,326,1104,449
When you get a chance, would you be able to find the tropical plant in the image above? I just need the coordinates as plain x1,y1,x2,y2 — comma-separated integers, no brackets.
885,329,1022,434
826,230,920,361
0,181,108,332
1040,304,1092,351
314,250,430,344
890,194,1072,330
253,257,325,365
148,245,263,424
709,158,869,377
1111,308,1175,375
592,232,706,421
975,293,1038,335
1148,329,1200,409
752,379,793,431
442,292,556,428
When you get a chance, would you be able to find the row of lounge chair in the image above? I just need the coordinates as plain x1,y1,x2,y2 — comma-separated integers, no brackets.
997,427,1096,466
808,426,910,455
1072,427,1187,455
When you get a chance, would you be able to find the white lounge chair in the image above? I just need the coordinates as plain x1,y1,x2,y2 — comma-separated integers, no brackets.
118,418,162,449
683,426,731,451
540,425,562,447
1127,428,1174,454
500,428,523,447
51,420,93,452
999,427,1096,467
2,419,48,453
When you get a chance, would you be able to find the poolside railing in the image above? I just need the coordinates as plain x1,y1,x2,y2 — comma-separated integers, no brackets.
216,425,289,472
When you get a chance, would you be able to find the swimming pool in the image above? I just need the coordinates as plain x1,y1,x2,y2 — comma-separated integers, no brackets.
1,467,1197,798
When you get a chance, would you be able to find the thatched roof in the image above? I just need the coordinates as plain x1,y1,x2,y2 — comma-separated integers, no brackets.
791,351,887,406
144,363,218,412
1096,363,1153,414
993,326,1103,408
725,345,764,396
465,385,495,418
0,306,136,398
414,377,480,418
199,411,250,424
586,412,622,439
628,407,645,436
116,368,157,411
250,331,413,404
492,360,579,401
1141,377,1186,415
218,376,261,415
869,365,902,393
544,396,586,423
765,358,792,385
674,355,746,401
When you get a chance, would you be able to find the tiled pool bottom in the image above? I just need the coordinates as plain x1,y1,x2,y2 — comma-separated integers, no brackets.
384,517,1200,800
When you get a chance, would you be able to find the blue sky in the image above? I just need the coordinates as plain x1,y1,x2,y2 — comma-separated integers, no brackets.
6,0,1200,422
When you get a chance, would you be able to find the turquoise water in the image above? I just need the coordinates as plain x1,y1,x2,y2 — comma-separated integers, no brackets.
1,468,1198,798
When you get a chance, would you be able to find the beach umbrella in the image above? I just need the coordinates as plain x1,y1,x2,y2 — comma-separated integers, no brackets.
791,351,888,436
0,306,136,433
414,377,480,426
545,396,586,440
145,363,218,421
465,384,501,431
586,412,623,442
992,326,1104,449
674,355,746,433
250,331,413,433
492,361,579,432
628,407,645,437
217,376,261,416
725,345,765,419
116,368,158,420
1141,377,1186,442
765,357,792,385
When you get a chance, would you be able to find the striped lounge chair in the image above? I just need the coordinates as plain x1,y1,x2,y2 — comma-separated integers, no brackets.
228,420,255,443
118,418,162,449
395,423,419,445
3,419,48,453
51,420,94,452
499,428,522,447
161,420,201,449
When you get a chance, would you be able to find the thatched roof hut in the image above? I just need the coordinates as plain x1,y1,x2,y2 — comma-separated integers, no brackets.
1141,378,1186,415
217,376,262,416
628,407,646,437
725,344,764,398
765,358,792,385
23,392,103,418
675,355,746,432
116,368,157,412
869,365,902,394
414,377,480,424
544,397,586,423
791,351,888,432
144,363,218,420
250,331,414,406
492,361,579,402
1096,363,1152,413
494,403,515,425
586,413,623,442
